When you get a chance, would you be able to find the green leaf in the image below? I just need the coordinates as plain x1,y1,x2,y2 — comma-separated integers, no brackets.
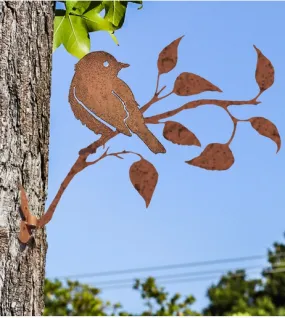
54,1,143,57
103,0,128,29
83,7,116,33
129,0,143,9
65,1,78,15
84,1,104,13
53,10,66,51
62,15,90,59
66,0,92,15
108,31,119,45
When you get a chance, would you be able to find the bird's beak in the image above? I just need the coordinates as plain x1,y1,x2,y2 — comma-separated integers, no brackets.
118,62,130,69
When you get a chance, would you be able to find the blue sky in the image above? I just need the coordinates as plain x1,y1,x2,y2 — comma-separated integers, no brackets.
46,1,285,312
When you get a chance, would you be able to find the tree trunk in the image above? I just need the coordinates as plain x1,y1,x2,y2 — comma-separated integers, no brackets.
0,1,54,315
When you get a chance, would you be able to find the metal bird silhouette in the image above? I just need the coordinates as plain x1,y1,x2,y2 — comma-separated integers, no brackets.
68,51,166,154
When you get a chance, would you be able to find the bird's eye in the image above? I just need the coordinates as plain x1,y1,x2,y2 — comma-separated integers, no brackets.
103,61,109,67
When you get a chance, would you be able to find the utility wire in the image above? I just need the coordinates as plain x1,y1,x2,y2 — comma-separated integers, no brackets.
92,265,285,289
50,254,271,280
89,265,263,286
97,267,285,291
99,275,225,291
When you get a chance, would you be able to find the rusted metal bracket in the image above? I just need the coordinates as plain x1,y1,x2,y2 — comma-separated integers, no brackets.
19,185,40,243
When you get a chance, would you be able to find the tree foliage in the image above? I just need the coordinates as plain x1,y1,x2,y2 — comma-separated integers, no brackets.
44,277,199,316
54,1,142,59
203,237,285,316
45,235,285,316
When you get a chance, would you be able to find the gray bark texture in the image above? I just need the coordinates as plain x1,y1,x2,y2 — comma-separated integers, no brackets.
0,1,54,315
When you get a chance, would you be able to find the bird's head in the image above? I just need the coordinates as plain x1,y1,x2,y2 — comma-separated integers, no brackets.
75,51,130,77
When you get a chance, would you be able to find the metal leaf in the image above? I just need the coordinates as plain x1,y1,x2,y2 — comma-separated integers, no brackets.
157,36,184,75
129,159,158,207
254,45,274,92
173,72,222,96
163,121,201,146
186,143,234,171
250,117,281,153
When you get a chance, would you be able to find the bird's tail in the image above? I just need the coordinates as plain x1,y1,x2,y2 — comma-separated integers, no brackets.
133,124,166,154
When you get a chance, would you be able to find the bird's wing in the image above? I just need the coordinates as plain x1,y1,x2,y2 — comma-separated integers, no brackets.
112,79,166,154
72,86,116,133
112,78,146,131
73,78,131,136
112,79,139,107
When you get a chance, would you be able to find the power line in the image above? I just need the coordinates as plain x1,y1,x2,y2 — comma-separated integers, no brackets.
89,265,263,286
50,254,268,280
91,265,285,289
97,267,285,291
99,275,225,291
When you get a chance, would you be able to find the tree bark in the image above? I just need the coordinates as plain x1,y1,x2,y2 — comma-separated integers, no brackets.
0,1,54,315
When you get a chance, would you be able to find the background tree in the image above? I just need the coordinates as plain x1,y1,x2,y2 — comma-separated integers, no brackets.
44,277,199,316
203,234,285,316
0,1,139,314
44,234,285,316
44,279,116,316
